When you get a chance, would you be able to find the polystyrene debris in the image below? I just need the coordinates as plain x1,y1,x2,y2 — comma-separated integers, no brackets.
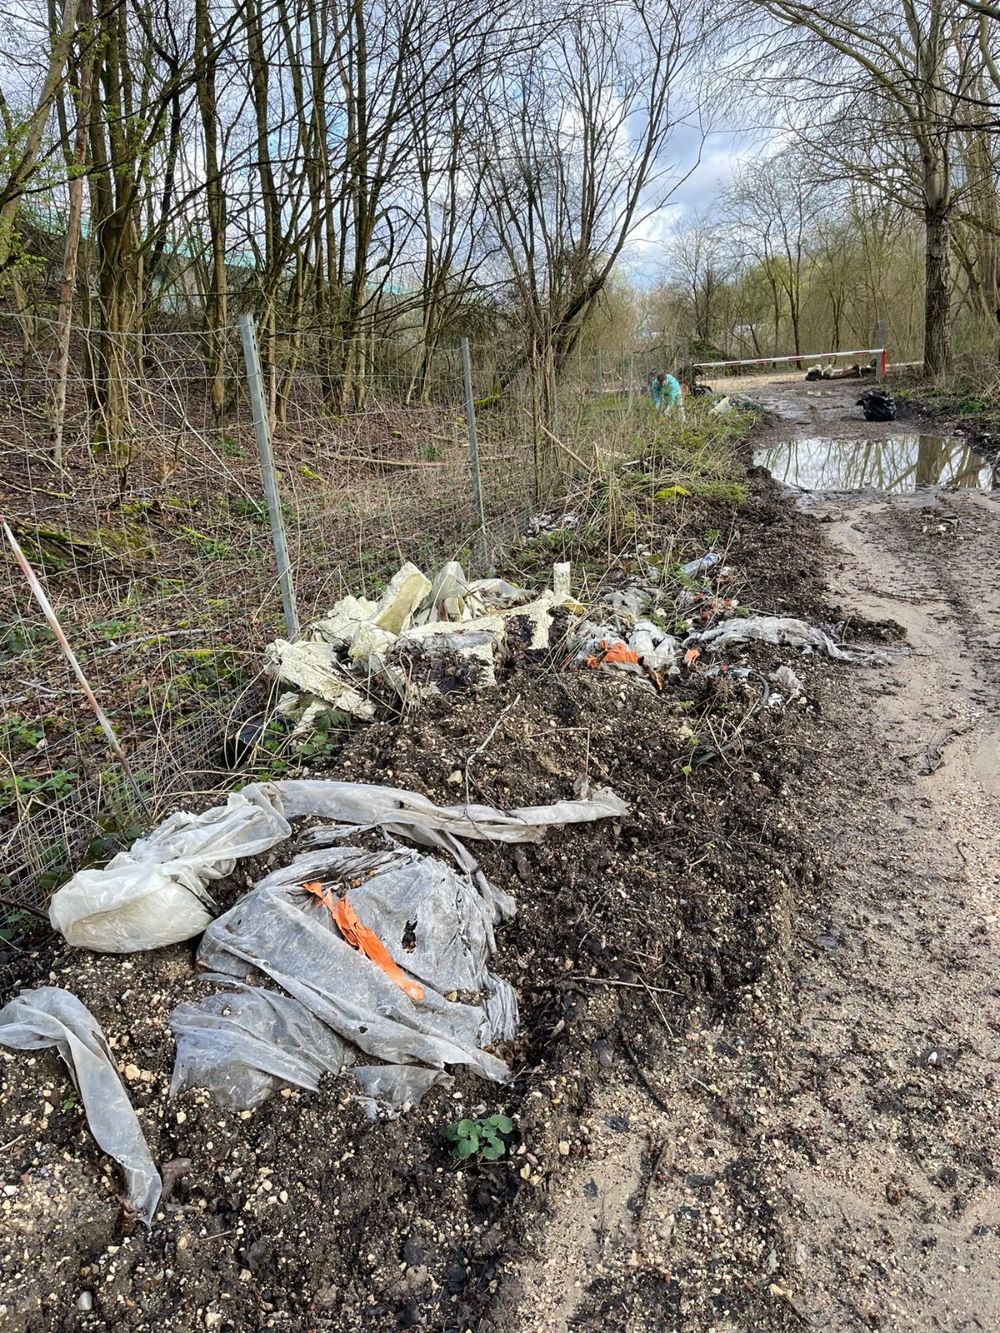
266,559,572,729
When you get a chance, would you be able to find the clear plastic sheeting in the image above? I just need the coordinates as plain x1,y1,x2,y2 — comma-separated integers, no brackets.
48,778,627,955
166,781,627,1113
182,846,513,1102
49,793,292,952
243,779,627,850
170,981,354,1110
0,987,161,1224
353,1064,452,1117
690,615,892,664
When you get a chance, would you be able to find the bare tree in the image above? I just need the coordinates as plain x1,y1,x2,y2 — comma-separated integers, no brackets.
478,0,700,439
723,151,823,359
751,0,981,376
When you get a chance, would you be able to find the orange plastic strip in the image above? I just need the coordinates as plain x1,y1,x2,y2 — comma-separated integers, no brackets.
333,897,424,1004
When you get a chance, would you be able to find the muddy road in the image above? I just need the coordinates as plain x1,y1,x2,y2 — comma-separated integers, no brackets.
499,379,1000,1331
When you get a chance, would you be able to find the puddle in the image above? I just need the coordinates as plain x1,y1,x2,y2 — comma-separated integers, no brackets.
756,434,998,494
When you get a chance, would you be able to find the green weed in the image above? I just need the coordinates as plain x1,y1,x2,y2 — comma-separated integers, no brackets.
444,1114,513,1161
179,526,235,560
228,497,267,523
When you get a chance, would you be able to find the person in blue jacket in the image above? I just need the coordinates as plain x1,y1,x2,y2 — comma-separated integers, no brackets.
650,371,686,419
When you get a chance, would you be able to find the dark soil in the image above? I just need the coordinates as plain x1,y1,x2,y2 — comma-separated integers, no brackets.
0,455,871,1332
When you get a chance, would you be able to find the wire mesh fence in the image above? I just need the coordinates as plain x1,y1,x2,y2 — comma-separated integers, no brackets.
0,312,645,940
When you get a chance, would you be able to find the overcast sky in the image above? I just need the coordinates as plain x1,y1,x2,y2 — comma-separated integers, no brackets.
622,115,765,285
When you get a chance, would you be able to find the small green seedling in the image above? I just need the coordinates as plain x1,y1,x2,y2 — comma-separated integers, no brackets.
444,1114,513,1161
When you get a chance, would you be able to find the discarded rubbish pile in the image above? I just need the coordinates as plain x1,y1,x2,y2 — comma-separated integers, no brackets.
568,553,726,690
805,361,874,382
0,780,626,1214
858,388,897,422
263,559,578,732
710,395,765,416
257,537,894,744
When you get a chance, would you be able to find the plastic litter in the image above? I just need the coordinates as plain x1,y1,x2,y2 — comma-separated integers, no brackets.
49,792,292,952
49,778,626,955
857,389,897,422
603,585,651,620
165,781,626,1112
528,511,578,534
193,847,511,1080
570,619,678,688
690,615,890,664
772,664,804,698
680,552,721,578
332,894,426,1004
630,620,681,673
0,987,161,1224
169,981,354,1109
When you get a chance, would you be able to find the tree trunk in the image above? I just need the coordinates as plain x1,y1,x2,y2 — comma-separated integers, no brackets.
50,0,94,465
923,201,951,377
194,0,227,420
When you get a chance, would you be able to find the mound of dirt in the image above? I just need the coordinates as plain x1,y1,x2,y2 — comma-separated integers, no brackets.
0,469,853,1332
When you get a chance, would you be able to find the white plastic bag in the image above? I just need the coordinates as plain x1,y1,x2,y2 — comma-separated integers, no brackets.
49,793,291,952
0,988,161,1224
691,615,891,664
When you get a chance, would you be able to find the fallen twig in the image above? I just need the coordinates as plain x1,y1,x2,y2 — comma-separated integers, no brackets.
619,1028,672,1115
539,422,594,474
464,692,522,809
570,974,684,997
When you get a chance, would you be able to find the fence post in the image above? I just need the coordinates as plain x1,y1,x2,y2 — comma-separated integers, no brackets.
460,337,488,570
876,319,886,381
239,314,299,639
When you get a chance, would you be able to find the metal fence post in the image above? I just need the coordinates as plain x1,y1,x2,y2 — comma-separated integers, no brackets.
876,319,886,381
460,337,488,570
239,314,299,639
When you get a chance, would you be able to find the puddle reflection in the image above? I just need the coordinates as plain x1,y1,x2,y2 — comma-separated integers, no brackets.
756,434,998,494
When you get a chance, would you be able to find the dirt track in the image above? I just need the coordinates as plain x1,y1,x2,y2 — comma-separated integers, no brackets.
498,380,1000,1330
